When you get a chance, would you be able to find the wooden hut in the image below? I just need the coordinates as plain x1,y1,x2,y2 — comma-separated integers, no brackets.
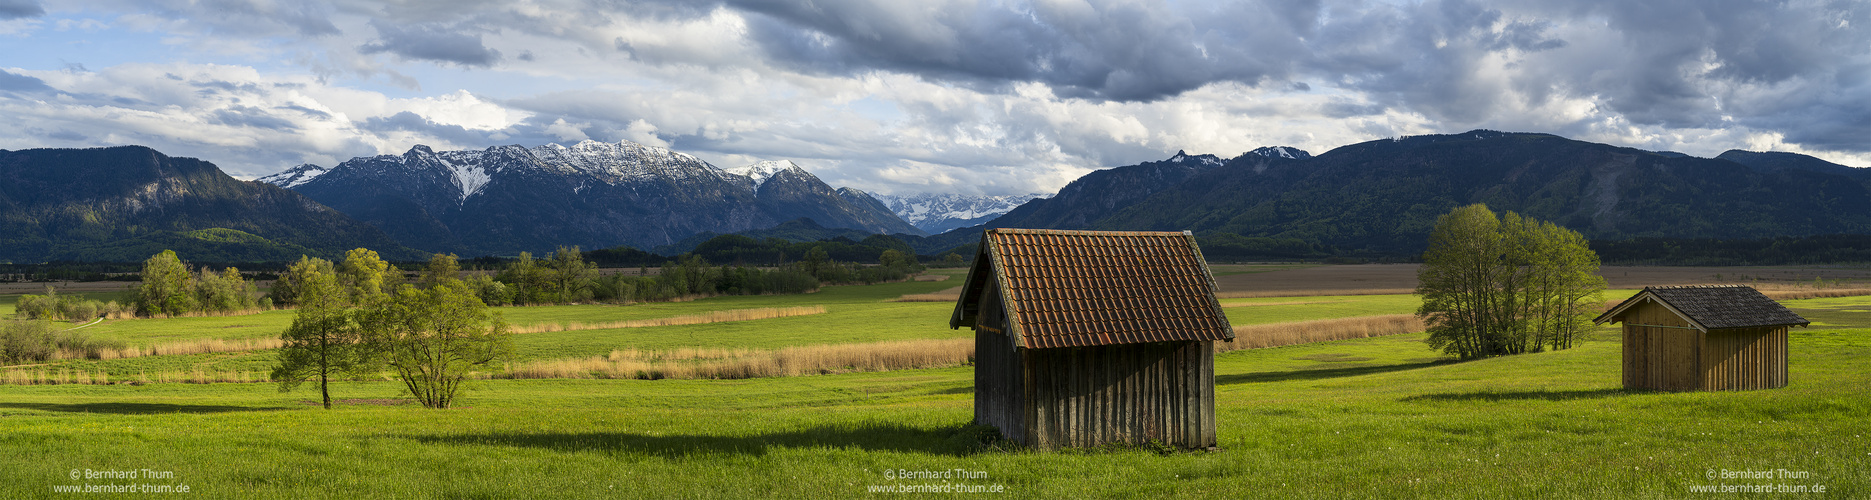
950,228,1233,450
1593,285,1807,391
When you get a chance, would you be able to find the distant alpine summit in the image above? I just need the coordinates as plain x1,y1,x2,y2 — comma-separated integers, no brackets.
261,140,921,256
874,193,1050,234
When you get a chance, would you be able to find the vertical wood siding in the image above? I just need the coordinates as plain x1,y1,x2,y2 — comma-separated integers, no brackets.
1619,301,1789,391
1701,326,1788,390
1010,340,1217,450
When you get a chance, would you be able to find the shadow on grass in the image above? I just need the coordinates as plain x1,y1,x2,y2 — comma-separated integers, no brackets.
1216,360,1454,385
1400,388,1629,403
402,422,992,458
0,402,285,414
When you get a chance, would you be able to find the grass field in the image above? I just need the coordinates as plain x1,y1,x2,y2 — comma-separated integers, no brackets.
1,275,1867,498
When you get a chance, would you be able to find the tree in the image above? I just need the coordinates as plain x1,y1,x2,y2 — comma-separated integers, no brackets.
1416,204,1603,359
137,250,196,317
365,279,513,409
421,253,461,288
269,256,336,307
339,248,392,305
272,257,371,409
546,246,597,302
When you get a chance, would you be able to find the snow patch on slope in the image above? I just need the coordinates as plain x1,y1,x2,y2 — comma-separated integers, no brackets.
725,160,800,187
874,192,1050,233
257,163,330,189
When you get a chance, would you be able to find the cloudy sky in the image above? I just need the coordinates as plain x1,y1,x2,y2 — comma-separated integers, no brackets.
1,0,1866,196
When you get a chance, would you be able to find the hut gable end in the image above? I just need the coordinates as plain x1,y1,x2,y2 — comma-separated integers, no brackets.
949,228,1235,349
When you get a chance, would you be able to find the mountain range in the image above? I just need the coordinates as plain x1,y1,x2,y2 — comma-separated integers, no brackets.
260,140,919,256
5,131,1869,264
926,131,1871,257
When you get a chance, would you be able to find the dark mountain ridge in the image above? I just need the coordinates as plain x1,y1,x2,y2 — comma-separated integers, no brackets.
0,146,419,263
934,130,1871,258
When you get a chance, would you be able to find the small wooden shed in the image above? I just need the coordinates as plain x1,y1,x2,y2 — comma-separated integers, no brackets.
1593,285,1807,391
950,228,1233,450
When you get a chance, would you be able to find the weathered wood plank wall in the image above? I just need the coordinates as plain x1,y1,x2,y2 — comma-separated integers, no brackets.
1013,340,1216,450
1619,301,1789,391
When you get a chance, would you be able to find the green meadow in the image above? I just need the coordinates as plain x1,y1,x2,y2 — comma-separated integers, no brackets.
1,273,1866,498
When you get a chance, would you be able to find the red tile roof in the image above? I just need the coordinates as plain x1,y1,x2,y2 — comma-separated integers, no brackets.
951,228,1235,348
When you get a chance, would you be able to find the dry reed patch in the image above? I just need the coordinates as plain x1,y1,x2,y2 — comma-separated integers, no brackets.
1,367,271,385
504,337,973,380
1759,288,1871,301
1221,301,1331,308
1214,289,1416,299
893,286,963,302
1221,314,1425,352
31,337,288,363
509,306,827,334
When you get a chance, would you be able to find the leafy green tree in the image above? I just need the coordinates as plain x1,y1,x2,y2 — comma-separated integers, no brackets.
269,256,335,306
194,266,254,313
339,248,392,304
1416,204,1602,359
546,246,598,302
495,252,548,305
421,253,461,288
137,250,196,317
272,257,371,409
365,279,513,409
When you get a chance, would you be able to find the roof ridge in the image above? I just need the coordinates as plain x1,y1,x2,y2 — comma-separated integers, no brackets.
985,228,1189,237
1646,284,1750,289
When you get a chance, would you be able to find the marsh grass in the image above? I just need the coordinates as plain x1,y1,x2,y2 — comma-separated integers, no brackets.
1215,288,1417,299
893,286,963,302
508,306,828,334
2,366,272,385
1223,314,1425,351
505,337,972,380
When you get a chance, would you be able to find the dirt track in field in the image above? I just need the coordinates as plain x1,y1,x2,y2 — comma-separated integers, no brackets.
1213,264,1871,294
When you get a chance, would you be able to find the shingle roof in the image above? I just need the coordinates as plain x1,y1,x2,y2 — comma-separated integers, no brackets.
1594,285,1809,331
949,228,1235,349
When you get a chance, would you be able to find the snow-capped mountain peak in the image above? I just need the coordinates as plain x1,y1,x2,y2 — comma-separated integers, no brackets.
256,163,329,189
1248,146,1311,160
874,192,1050,234
529,139,717,183
726,160,802,186
1168,150,1223,166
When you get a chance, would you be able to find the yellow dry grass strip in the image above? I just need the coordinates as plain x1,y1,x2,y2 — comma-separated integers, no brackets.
1215,288,1417,299
1,367,273,385
1760,288,1871,301
504,337,974,380
1220,314,1426,352
1220,301,1331,308
39,337,287,362
914,274,953,282
509,306,828,334
893,286,963,302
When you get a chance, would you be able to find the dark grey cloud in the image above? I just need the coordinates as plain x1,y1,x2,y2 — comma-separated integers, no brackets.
0,70,53,93
360,20,503,67
100,0,338,37
0,0,42,19
280,104,331,120
46,130,86,141
210,105,299,131
726,0,1273,101
362,111,500,145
